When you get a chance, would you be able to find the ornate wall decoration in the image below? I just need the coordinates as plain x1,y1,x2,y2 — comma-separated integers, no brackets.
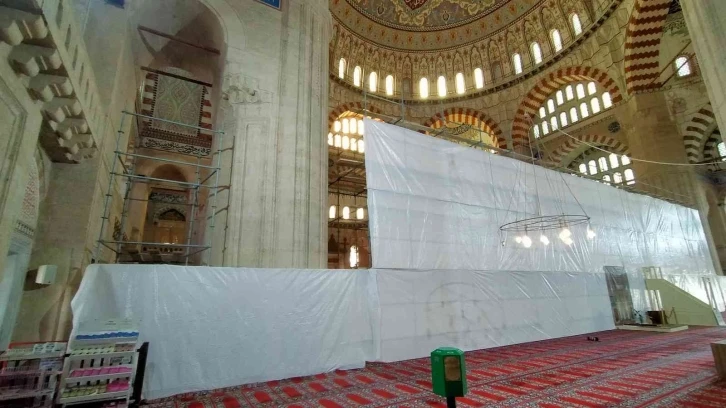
140,72,214,156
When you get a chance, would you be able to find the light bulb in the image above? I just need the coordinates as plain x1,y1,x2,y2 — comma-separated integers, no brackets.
540,235,550,245
563,237,574,246
515,236,522,244
587,228,596,239
521,235,532,248
559,228,572,240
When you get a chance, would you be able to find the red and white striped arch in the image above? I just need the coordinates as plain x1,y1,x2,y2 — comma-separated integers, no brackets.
623,0,671,94
328,102,383,130
511,66,623,150
422,108,504,149
549,134,630,167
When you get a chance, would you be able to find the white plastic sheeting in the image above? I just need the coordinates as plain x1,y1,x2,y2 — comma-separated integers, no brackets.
364,119,715,276
71,265,379,400
376,269,612,362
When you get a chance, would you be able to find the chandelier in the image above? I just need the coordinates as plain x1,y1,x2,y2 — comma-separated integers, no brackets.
499,122,595,248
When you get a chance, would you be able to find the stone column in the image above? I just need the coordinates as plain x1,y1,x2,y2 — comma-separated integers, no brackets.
216,0,330,268
624,92,723,274
681,1,726,140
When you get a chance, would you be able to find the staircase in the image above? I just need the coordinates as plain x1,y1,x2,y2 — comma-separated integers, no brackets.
645,278,723,326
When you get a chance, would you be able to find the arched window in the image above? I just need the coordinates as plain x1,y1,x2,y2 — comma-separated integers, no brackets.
492,62,502,80
419,77,429,99
603,175,611,184
350,118,357,134
327,132,333,146
609,153,619,168
342,206,350,220
624,169,635,185
570,107,579,122
602,92,612,109
342,118,349,134
576,84,586,99
358,139,365,153
356,207,365,220
353,66,362,87
329,205,336,219
455,72,465,94
357,119,364,135
621,155,631,165
334,134,342,147
550,116,558,130
350,137,357,152
580,102,589,118
675,56,691,77
437,75,447,97
539,107,547,119
572,14,582,36
513,53,523,74
349,245,359,268
588,160,597,175
369,71,378,92
579,163,587,174
533,124,540,139
598,157,608,171
333,120,342,132
551,29,563,52
613,172,623,184
556,90,564,105
531,42,542,64
547,99,555,114
474,68,484,89
342,135,350,150
385,75,394,95
559,112,568,127
718,142,726,160
542,121,550,135
566,85,574,101
587,81,597,95
591,98,601,114
338,58,346,79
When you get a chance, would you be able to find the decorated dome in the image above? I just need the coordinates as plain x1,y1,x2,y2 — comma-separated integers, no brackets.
330,0,612,101
331,0,542,51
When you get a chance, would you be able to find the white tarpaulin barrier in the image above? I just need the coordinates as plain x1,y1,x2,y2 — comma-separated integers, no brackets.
364,119,715,276
71,265,379,400
70,121,718,399
376,269,612,361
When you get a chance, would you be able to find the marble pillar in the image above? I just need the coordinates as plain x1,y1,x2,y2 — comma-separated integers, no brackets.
681,1,726,140
625,92,723,274
213,0,330,268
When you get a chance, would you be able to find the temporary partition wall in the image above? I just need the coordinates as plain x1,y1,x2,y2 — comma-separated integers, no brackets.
71,121,717,399
72,265,379,400
364,119,716,361
364,120,714,275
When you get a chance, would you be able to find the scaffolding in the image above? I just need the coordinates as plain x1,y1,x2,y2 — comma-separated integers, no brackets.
94,110,225,265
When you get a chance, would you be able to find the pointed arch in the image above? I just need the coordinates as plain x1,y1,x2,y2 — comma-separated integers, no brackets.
328,102,383,129
623,0,672,94
549,134,630,167
422,108,503,149
682,103,718,163
511,66,623,149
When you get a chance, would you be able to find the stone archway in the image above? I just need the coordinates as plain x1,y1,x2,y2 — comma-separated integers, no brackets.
682,103,718,164
422,107,504,149
623,0,672,94
549,134,630,167
327,102,383,130
511,66,623,149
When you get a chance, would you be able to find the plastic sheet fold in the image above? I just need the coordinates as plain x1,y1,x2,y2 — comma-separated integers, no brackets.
364,119,715,275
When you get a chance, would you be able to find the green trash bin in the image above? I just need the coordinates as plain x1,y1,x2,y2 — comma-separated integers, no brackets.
431,347,467,407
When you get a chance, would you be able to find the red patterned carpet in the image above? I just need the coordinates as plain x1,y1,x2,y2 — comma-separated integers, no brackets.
146,327,726,407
